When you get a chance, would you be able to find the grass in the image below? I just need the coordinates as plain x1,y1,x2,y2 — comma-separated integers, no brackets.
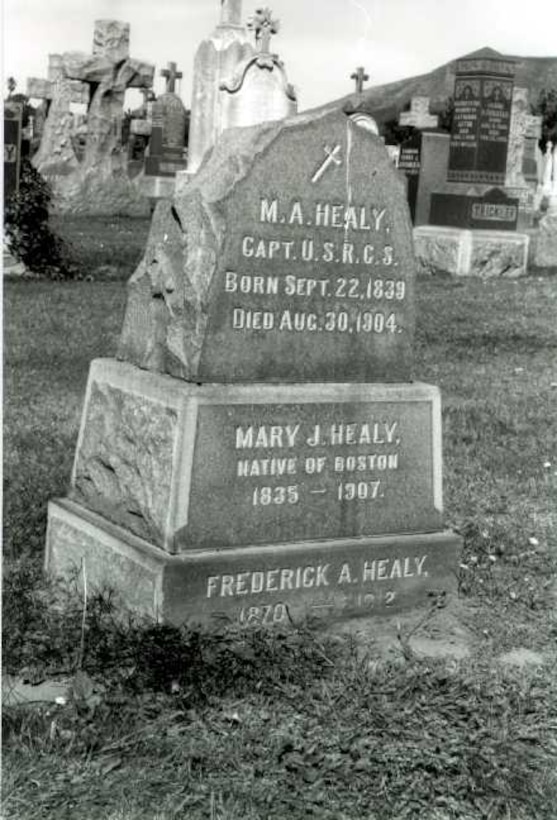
3,218,557,819
50,214,151,280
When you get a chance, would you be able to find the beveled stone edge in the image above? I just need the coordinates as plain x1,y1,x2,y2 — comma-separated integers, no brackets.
414,225,530,243
68,361,445,548
85,358,440,404
48,497,461,567
46,498,463,624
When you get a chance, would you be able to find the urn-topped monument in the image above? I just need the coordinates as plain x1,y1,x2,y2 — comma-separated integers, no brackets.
46,105,461,626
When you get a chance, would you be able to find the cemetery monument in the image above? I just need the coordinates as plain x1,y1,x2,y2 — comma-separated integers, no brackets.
142,61,189,200
27,20,155,216
45,103,462,625
409,49,539,277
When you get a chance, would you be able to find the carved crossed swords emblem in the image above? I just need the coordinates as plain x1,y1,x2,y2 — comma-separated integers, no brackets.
311,143,342,183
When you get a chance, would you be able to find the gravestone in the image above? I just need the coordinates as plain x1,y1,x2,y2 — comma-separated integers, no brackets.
27,54,89,174
399,97,438,130
448,48,515,185
415,49,530,277
430,187,519,231
63,20,154,172
188,0,255,172
4,102,23,200
45,108,461,625
144,62,188,180
219,7,297,129
398,131,422,222
31,20,154,215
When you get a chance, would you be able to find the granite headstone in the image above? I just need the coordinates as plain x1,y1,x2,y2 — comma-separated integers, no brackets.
448,49,515,185
430,187,519,231
46,106,461,626
398,131,422,222
119,109,416,384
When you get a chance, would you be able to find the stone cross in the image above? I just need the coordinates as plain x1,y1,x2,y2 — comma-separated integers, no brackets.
27,54,90,171
351,67,369,94
27,54,89,110
62,20,154,170
161,62,183,94
398,96,438,129
220,0,243,26
248,8,279,53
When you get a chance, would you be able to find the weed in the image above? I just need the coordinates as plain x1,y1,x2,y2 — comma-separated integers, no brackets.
3,257,557,819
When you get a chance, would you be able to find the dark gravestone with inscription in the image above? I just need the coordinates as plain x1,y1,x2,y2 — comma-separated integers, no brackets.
144,62,188,180
398,131,422,223
45,108,461,626
448,49,515,185
120,111,415,383
430,187,519,231
4,104,23,201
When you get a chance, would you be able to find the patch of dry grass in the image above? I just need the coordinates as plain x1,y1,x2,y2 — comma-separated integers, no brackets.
3,264,557,819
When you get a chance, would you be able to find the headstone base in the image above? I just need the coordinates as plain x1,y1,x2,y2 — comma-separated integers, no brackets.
414,226,529,277
44,358,462,625
46,498,462,626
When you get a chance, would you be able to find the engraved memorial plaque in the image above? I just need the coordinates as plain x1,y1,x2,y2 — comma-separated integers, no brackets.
49,99,462,625
448,51,515,185
183,390,442,549
119,110,417,383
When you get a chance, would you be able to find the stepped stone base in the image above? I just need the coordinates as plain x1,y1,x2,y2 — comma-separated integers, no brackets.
46,498,461,626
43,358,462,626
414,226,529,277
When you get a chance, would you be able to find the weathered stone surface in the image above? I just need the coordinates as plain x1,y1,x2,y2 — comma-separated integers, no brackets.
414,225,529,277
71,375,179,546
414,226,465,275
68,360,443,552
30,21,154,214
221,52,297,128
470,230,529,277
219,7,297,130
63,50,154,171
47,498,462,626
93,19,130,63
27,56,89,175
399,97,438,130
47,502,160,613
118,109,416,383
188,1,254,172
506,86,530,188
533,213,557,267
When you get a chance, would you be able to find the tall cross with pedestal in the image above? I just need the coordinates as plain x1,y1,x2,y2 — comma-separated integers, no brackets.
351,66,369,94
161,62,183,94
248,8,280,53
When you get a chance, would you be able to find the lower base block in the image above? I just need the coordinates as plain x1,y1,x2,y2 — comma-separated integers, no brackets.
46,499,463,626
413,226,529,278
